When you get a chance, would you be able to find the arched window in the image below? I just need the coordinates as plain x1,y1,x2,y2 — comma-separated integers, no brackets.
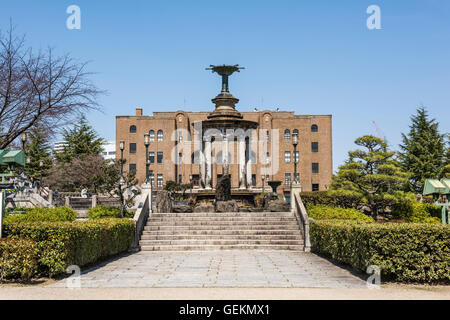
129,125,136,133
293,129,299,136
157,130,163,141
311,124,318,132
149,130,155,141
284,129,290,141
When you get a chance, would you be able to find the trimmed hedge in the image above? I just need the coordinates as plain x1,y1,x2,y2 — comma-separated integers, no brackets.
310,220,450,283
3,218,134,277
390,200,441,224
300,191,363,209
87,205,134,219
308,205,374,222
0,239,38,281
4,207,77,223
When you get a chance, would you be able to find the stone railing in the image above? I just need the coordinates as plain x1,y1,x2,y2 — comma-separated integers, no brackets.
131,184,152,250
291,183,311,252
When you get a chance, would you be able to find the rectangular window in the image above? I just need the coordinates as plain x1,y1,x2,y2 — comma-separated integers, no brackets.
192,174,200,186
312,162,319,174
129,163,136,172
178,153,182,165
312,142,319,153
284,151,291,163
157,152,163,164
149,152,155,164
285,173,291,186
266,152,270,164
130,143,136,154
149,170,154,186
312,184,319,191
178,174,182,184
266,130,269,142
252,174,256,186
157,174,163,187
294,151,299,163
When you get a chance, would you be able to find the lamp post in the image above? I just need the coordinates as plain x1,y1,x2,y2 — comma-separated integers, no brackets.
119,140,125,184
21,132,27,151
261,174,265,194
144,133,150,184
292,132,298,184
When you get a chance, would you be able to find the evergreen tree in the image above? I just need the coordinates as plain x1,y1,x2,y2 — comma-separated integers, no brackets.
56,114,104,163
332,135,409,219
399,107,447,193
24,127,52,180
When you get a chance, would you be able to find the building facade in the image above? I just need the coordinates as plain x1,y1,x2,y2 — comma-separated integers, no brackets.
116,66,332,196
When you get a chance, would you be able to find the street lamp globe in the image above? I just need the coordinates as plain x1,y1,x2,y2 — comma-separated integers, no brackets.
292,133,298,146
144,133,150,146
119,140,125,151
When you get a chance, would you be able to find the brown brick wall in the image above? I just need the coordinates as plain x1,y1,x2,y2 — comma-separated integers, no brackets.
116,108,332,192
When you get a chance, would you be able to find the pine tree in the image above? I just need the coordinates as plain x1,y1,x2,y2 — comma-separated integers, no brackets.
56,114,104,163
24,127,52,180
332,135,409,219
399,107,447,193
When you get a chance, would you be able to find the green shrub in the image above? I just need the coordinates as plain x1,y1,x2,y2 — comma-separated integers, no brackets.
3,219,134,277
4,207,77,223
391,200,440,224
88,205,121,219
308,205,374,222
0,239,38,281
310,220,450,283
300,190,363,209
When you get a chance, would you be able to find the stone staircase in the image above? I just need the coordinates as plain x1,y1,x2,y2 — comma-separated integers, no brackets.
139,212,305,251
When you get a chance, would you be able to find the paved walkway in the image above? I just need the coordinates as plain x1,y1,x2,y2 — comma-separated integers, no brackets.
50,251,366,288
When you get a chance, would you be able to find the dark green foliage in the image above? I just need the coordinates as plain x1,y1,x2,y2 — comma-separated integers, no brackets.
23,127,52,181
399,107,449,193
331,135,409,219
0,239,38,281
55,114,104,163
390,198,441,224
3,219,134,277
308,205,374,222
310,220,450,283
88,205,134,219
300,191,363,209
4,207,77,223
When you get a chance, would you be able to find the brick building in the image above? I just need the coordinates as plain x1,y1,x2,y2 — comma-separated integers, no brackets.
116,65,332,198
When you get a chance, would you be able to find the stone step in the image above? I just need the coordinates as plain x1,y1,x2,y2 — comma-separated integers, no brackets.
140,239,304,245
148,217,297,222
142,229,302,236
140,234,303,240
146,221,300,226
140,244,304,251
144,225,301,231
151,212,292,217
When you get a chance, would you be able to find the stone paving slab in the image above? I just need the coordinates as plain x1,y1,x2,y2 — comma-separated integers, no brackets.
50,251,367,288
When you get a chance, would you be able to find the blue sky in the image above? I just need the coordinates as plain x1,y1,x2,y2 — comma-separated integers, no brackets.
2,0,449,171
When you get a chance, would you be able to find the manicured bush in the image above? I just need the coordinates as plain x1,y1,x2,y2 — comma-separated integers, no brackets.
310,220,450,283
4,207,77,223
88,205,121,219
0,239,38,281
308,205,374,222
87,205,134,219
300,190,363,209
390,200,440,224
3,218,134,277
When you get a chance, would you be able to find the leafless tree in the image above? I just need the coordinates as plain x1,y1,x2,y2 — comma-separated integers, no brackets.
0,23,103,148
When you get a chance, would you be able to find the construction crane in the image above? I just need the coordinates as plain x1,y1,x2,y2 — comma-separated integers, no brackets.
371,121,385,141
